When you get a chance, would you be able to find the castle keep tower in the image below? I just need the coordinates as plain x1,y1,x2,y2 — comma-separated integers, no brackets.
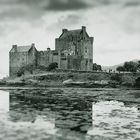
55,26,93,71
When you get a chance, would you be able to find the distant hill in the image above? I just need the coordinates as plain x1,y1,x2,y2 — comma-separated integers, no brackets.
102,63,124,72
102,59,139,72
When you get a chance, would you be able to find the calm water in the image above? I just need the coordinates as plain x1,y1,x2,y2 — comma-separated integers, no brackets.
0,89,140,140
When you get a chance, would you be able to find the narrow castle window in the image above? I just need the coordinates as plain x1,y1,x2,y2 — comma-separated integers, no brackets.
85,47,88,53
53,52,58,55
61,53,64,56
86,60,88,66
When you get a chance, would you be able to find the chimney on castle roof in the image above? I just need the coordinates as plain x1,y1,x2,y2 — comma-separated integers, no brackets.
82,26,86,32
62,29,68,33
31,43,35,47
47,48,51,51
12,45,17,52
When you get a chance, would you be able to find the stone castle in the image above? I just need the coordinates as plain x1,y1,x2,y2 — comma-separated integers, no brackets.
9,26,94,77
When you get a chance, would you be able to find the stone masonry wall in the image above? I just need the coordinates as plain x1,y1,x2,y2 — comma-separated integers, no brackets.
37,51,61,68
9,52,28,77
9,47,37,77
55,36,93,71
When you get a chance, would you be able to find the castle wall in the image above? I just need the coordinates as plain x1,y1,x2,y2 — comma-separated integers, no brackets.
67,56,81,70
60,58,67,69
55,39,68,52
55,38,83,55
9,52,28,77
37,51,51,67
52,53,61,68
28,47,38,66
81,59,93,71
37,51,61,68
81,38,93,71
55,36,93,71
9,47,37,77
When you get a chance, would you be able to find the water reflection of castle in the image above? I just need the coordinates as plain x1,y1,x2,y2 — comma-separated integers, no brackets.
9,90,92,133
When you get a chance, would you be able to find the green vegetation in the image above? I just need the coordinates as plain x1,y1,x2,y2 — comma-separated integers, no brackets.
117,61,140,72
1,71,140,88
16,62,58,77
135,77,140,88
17,68,24,77
17,64,36,77
116,66,125,72
47,62,58,71
110,73,122,83
92,63,102,71
1,60,140,88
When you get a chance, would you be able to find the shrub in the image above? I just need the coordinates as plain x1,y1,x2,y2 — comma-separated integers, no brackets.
47,62,58,71
36,65,47,71
17,68,24,77
24,64,35,74
135,77,140,88
116,66,125,72
124,61,138,72
108,81,119,88
67,73,74,79
110,74,122,83
87,73,110,81
93,63,102,71
16,64,35,77
121,75,135,87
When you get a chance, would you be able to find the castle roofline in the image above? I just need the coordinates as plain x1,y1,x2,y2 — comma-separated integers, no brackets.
10,43,36,52
59,26,89,39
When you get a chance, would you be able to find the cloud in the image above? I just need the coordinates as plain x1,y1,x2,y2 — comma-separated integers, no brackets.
0,0,140,21
52,14,81,29
124,1,140,7
45,0,91,11
0,0,92,14
0,2,45,20
0,0,140,75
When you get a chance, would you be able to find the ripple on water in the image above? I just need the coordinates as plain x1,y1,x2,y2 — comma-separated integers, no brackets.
88,100,140,139
0,89,140,140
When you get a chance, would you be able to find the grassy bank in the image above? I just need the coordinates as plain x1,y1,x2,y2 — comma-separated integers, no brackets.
1,71,140,88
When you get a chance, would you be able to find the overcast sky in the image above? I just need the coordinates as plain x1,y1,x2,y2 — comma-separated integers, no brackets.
0,0,140,76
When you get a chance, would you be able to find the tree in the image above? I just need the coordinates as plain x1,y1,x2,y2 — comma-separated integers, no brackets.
47,62,58,71
93,63,102,71
116,66,125,72
123,61,138,72
137,61,140,71
117,61,140,73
